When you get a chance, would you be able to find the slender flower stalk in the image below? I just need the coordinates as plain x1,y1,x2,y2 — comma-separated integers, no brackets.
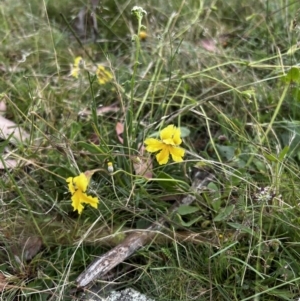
130,6,147,113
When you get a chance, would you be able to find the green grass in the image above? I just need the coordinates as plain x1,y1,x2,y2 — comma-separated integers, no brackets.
1,0,300,300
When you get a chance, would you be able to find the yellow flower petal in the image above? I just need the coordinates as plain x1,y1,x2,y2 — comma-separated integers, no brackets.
156,146,170,165
144,138,164,152
160,125,182,145
73,173,89,192
71,191,85,214
96,65,113,85
71,57,84,78
80,193,99,209
66,177,76,194
160,125,175,141
169,146,185,162
162,138,176,145
71,190,99,214
74,56,83,68
71,67,80,78
172,127,182,145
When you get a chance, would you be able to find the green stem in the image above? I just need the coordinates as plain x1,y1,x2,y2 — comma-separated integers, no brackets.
130,17,142,110
246,84,289,167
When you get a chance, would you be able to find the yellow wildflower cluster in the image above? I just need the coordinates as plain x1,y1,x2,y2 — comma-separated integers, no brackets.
66,125,185,213
66,172,99,214
96,65,113,85
70,57,113,85
71,56,84,79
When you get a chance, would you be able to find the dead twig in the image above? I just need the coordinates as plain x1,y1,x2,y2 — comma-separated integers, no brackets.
76,169,214,287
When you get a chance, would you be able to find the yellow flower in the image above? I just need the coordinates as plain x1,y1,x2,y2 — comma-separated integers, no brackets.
144,125,185,165
71,56,84,78
139,30,147,40
96,65,113,85
107,162,114,173
66,172,99,214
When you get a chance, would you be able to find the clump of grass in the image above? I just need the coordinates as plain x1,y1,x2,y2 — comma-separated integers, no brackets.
1,0,300,300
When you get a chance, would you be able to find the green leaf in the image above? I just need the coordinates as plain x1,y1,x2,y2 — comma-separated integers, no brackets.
230,169,245,186
77,141,109,154
179,126,190,138
156,172,190,191
0,263,8,272
215,144,235,161
213,205,235,222
284,67,300,84
278,145,289,161
0,138,11,154
136,217,152,229
263,146,289,163
69,122,82,140
253,158,267,173
227,222,259,238
156,171,176,190
263,152,277,162
207,182,221,211
207,182,219,191
176,214,202,227
177,205,200,216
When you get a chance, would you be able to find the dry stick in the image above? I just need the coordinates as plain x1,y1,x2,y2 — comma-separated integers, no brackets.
76,171,214,287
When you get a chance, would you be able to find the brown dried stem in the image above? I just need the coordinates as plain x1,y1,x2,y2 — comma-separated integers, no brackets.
76,170,214,287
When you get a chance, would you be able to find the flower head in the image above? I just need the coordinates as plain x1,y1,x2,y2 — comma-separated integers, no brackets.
107,162,114,173
131,6,147,20
66,172,99,214
96,65,113,85
144,125,185,165
139,30,147,40
71,56,84,78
